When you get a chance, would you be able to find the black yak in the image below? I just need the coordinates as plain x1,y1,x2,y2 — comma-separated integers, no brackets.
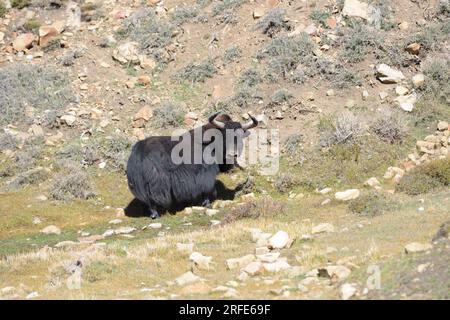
126,112,258,218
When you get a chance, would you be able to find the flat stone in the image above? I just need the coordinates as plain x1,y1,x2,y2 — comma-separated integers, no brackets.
404,242,432,253
268,231,290,249
312,223,335,234
226,254,255,270
175,271,202,286
41,225,61,235
335,189,360,201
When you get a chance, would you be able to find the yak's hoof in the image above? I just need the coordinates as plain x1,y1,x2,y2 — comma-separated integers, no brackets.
150,210,160,219
201,199,212,208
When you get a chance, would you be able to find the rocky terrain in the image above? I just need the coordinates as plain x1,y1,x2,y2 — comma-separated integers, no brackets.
0,0,449,299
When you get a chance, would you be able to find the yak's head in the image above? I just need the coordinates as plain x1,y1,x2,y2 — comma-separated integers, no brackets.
205,112,258,170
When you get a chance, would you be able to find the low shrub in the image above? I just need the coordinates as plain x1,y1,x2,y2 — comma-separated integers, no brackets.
50,168,95,201
348,191,392,216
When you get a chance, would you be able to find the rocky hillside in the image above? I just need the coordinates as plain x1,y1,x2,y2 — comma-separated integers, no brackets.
0,0,449,299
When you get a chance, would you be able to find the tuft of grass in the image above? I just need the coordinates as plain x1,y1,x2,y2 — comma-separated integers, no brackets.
370,109,408,144
11,0,30,9
0,133,18,151
223,46,241,63
319,112,363,147
172,5,200,25
348,191,393,217
437,0,450,17
0,64,75,126
397,158,450,195
339,24,383,63
50,168,95,201
310,9,331,28
0,3,7,18
237,69,262,87
257,33,315,82
23,18,41,31
271,88,293,104
283,133,303,157
229,86,261,108
222,197,286,224
421,54,450,103
255,8,290,36
273,173,297,193
175,60,217,83
117,8,173,62
60,47,85,66
152,102,184,128
7,167,49,191
368,0,396,30
406,20,450,52
212,0,246,17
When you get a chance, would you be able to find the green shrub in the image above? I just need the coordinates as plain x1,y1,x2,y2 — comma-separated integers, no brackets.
310,9,331,28
406,20,450,52
319,112,363,147
7,167,49,191
175,60,217,83
237,69,262,87
23,18,41,31
0,133,18,151
50,168,95,201
0,64,75,126
172,5,200,25
370,109,408,143
397,158,450,195
212,0,246,16
223,46,241,63
117,8,173,62
0,3,7,18
152,102,184,128
348,191,392,216
339,24,383,63
255,8,289,36
11,0,30,9
271,89,293,104
283,133,303,156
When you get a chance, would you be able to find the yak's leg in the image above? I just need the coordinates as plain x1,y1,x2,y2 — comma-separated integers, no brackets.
201,188,217,208
201,198,212,208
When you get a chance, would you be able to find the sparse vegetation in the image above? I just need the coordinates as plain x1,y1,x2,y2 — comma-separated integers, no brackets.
0,133,18,151
348,191,392,216
7,167,49,191
273,173,297,193
255,8,289,36
271,89,293,104
117,8,173,62
310,9,331,28
370,109,408,144
50,168,95,201
0,3,7,18
319,112,363,147
172,5,200,25
397,158,450,195
223,197,286,224
23,18,41,31
175,60,217,83
237,69,262,87
212,0,246,16
339,24,383,63
60,47,85,66
0,64,75,125
223,46,241,63
152,102,184,128
283,133,303,157
406,20,450,52
11,0,30,9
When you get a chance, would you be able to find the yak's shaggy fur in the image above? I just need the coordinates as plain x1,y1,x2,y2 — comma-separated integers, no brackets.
126,113,258,218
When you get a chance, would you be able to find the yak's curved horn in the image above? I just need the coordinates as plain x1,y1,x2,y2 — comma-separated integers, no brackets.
210,112,226,129
242,113,258,130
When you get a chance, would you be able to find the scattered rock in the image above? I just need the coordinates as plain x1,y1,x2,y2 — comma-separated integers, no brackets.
395,85,409,96
190,252,213,270
41,225,61,235
364,177,381,189
175,271,202,286
61,114,77,126
206,209,219,217
13,33,35,51
379,91,389,100
114,226,136,234
342,0,369,19
253,8,266,19
268,231,290,249
242,261,264,276
226,254,255,270
341,283,357,300
26,292,39,299
318,265,352,280
376,64,405,84
148,223,162,229
394,92,417,112
335,189,360,201
113,42,140,64
412,74,425,88
312,223,335,234
102,229,115,237
256,252,280,263
406,42,421,55
108,219,122,225
404,242,432,254
263,259,291,273
437,121,448,131
38,25,59,47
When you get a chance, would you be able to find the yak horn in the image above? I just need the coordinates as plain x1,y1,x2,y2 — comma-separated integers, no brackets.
210,112,226,129
242,113,258,130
